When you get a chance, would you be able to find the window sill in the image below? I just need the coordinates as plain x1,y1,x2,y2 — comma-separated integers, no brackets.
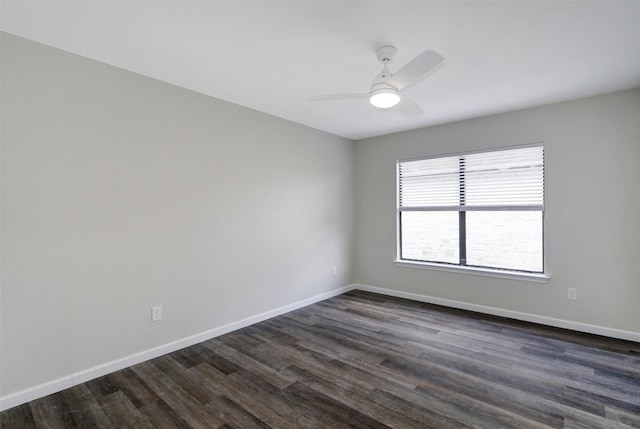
394,260,549,283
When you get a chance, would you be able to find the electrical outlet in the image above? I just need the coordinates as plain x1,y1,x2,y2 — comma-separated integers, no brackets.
151,306,162,321
567,288,577,301
332,265,337,275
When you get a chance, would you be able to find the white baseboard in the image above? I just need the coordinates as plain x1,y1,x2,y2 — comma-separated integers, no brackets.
353,283,640,343
0,284,355,412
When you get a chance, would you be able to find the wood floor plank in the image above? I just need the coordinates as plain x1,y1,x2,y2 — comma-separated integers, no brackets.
204,395,271,429
56,386,114,429
105,368,193,429
29,393,78,429
202,340,297,390
132,361,223,429
152,355,220,405
3,290,639,428
0,403,37,429
192,363,299,429
96,390,155,429
283,381,391,429
285,364,442,429
604,406,640,427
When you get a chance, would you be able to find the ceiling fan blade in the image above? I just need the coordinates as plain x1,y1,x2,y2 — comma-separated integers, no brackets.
388,50,444,90
397,95,424,117
307,91,369,102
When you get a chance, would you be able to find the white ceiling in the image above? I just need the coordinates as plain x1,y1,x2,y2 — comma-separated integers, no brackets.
2,1,639,140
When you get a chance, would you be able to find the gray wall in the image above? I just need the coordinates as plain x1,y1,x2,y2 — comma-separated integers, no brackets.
0,33,355,396
354,88,640,335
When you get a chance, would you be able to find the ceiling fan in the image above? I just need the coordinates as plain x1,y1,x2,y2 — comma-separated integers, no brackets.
309,45,444,117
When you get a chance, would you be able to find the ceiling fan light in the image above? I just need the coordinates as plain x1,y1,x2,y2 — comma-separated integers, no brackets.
369,88,400,108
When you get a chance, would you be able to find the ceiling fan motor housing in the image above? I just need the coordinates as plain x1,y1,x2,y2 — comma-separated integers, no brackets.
376,45,397,63
371,45,398,92
371,65,395,88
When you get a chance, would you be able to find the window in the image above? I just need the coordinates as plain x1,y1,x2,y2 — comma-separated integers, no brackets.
397,145,544,274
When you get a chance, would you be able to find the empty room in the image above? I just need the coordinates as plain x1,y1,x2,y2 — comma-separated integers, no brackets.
1,1,639,428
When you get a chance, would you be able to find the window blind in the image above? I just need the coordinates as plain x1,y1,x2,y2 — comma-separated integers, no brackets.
398,145,544,212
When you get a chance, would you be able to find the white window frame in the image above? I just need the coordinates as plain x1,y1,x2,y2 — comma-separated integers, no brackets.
395,143,548,282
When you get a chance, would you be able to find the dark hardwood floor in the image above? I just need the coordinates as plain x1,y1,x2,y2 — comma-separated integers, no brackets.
2,290,639,428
